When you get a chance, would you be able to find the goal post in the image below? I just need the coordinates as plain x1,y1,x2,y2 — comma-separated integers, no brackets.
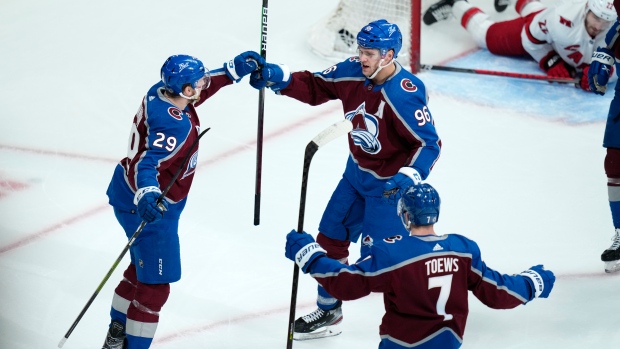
308,0,422,73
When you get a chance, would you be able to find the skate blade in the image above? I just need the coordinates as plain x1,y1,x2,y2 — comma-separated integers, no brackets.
604,260,620,273
293,324,342,341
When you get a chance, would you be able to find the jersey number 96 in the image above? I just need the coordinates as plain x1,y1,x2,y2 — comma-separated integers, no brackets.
414,106,432,127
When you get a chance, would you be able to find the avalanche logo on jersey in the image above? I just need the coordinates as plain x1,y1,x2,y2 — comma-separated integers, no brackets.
181,150,199,179
168,107,183,120
345,102,381,154
401,78,418,92
383,235,403,243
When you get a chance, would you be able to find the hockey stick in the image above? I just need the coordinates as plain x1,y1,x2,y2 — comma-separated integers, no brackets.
254,0,269,226
420,64,580,84
286,119,353,349
58,127,211,348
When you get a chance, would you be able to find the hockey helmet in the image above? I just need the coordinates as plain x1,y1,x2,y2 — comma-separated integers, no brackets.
587,0,616,22
356,19,403,58
397,183,441,229
160,55,210,94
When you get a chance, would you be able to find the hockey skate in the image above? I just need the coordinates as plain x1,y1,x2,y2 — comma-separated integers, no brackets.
423,0,456,25
494,0,511,12
102,320,127,349
602,228,620,273
293,301,343,340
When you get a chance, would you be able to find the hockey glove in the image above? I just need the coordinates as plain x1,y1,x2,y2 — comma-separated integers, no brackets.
250,63,291,92
539,51,575,78
383,167,423,204
134,186,168,223
519,265,555,299
285,230,326,273
224,51,265,83
589,47,615,95
579,66,591,92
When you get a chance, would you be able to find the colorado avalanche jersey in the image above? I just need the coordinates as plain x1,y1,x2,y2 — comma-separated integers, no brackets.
280,59,441,196
604,19,620,148
308,233,535,348
106,69,232,216
522,0,611,69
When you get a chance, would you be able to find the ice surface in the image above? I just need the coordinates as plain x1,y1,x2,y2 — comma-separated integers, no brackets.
1,0,619,348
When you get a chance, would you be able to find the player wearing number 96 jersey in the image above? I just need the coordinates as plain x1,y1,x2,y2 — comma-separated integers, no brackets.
285,183,555,348
102,52,264,349
249,20,441,338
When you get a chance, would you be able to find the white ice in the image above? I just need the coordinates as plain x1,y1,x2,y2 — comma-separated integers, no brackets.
1,0,619,348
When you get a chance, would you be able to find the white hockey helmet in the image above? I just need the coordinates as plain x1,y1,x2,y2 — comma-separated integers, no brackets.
587,0,617,22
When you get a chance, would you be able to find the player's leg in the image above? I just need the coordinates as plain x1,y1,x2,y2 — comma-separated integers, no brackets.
451,1,492,49
602,147,620,272
293,177,364,340
102,208,181,349
515,0,544,17
484,17,528,55
102,263,137,349
124,282,171,349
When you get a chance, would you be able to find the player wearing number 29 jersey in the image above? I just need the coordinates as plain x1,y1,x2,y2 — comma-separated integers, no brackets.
101,52,265,349
106,74,231,216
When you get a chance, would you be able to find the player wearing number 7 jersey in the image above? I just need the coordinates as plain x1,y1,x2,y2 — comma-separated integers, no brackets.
249,19,441,339
102,52,264,349
285,183,555,349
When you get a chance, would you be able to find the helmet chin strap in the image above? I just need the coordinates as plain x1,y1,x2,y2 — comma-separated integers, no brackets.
179,88,201,101
368,57,394,80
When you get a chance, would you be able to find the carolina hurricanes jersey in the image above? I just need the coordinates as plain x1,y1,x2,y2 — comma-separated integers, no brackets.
308,233,535,348
522,0,611,68
106,69,232,214
280,59,441,196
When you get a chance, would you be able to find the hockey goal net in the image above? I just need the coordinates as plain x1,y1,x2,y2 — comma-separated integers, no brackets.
308,0,423,72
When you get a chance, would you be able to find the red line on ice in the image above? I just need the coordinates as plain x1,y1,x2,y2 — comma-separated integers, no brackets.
0,203,109,254
0,105,339,254
153,301,317,345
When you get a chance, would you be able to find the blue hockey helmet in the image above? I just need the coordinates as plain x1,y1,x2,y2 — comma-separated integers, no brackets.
160,55,210,94
397,183,440,228
356,19,403,58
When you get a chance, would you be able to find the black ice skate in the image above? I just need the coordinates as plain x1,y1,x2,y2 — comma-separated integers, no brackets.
293,301,343,340
102,320,127,349
602,228,620,273
423,0,456,25
494,0,511,12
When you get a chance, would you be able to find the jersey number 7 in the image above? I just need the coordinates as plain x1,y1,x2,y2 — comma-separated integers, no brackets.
428,274,454,321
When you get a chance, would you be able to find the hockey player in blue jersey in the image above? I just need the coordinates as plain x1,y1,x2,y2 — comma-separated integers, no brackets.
588,6,620,273
101,52,264,349
285,183,556,349
249,19,441,339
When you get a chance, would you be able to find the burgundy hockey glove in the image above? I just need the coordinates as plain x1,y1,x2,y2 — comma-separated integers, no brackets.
539,51,575,78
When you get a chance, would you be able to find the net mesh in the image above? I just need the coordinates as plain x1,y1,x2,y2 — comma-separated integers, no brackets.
308,0,423,70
